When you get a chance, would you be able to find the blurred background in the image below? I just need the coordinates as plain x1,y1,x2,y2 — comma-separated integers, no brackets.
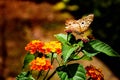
0,0,120,80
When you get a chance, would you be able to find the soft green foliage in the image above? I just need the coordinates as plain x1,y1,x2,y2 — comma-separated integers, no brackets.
55,33,119,80
57,63,86,80
16,71,35,80
86,40,120,57
54,33,68,44
55,33,119,61
62,43,79,63
17,33,119,80
22,53,35,69
55,33,83,63
81,40,120,60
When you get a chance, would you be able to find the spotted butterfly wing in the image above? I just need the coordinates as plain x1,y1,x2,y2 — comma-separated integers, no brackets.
65,14,94,34
77,14,94,33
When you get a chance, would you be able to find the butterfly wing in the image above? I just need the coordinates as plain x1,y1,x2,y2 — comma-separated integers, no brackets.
64,14,94,40
77,14,94,33
65,14,94,34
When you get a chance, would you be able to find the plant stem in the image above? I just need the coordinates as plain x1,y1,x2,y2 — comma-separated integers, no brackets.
46,69,56,80
36,71,42,80
43,53,54,80
51,53,54,64
43,69,50,80
56,57,60,66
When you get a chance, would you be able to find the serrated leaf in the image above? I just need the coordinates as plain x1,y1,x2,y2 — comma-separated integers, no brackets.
57,63,86,80
88,40,120,57
54,33,67,44
22,53,35,69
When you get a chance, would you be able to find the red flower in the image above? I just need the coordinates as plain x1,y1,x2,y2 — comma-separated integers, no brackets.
85,65,104,80
25,40,45,54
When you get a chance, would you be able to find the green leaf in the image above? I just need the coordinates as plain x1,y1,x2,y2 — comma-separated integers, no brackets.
80,50,99,60
80,55,92,60
67,33,76,45
57,63,86,80
88,40,120,57
22,53,35,69
77,41,84,47
62,44,79,63
54,33,67,44
55,33,83,63
16,71,35,80
71,55,81,60
82,50,99,57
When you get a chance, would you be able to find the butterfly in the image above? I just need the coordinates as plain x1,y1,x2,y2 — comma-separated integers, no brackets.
65,14,94,40
65,14,94,34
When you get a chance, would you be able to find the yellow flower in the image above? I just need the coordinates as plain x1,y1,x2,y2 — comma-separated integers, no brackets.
43,41,62,54
31,40,41,44
30,57,52,71
35,57,46,66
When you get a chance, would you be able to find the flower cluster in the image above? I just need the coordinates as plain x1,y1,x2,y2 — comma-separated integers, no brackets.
25,40,61,54
25,40,62,71
85,65,104,80
30,57,52,71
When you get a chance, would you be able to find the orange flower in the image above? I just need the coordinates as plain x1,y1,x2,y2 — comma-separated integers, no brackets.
43,41,62,54
85,65,104,80
25,40,45,54
30,57,52,71
25,40,62,55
